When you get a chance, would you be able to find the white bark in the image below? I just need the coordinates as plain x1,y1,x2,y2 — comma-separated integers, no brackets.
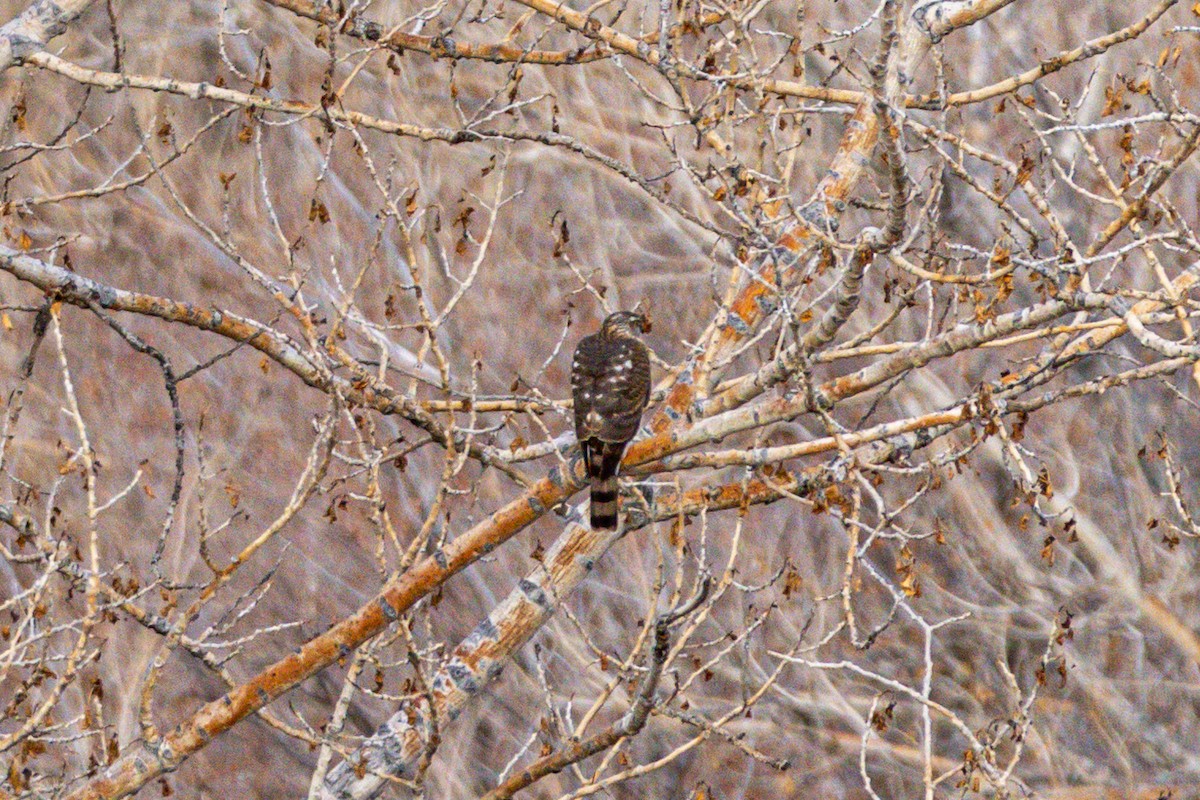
0,0,96,70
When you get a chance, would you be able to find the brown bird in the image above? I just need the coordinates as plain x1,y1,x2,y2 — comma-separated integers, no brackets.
571,311,652,529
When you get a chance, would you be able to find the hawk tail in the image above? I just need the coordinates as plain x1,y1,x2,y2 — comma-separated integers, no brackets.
590,476,619,529
588,442,625,530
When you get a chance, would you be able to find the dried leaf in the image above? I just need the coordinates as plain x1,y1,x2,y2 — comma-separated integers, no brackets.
782,566,802,598
870,701,895,732
1014,156,1035,186
309,199,330,224
1040,535,1056,566
10,99,26,131
1101,84,1125,117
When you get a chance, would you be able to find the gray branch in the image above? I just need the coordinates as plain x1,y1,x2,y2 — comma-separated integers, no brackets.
0,0,96,70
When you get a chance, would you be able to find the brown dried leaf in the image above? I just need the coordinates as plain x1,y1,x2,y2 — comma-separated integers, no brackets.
8,98,27,133
1040,535,1056,566
782,566,803,598
1101,84,1124,117
309,199,330,224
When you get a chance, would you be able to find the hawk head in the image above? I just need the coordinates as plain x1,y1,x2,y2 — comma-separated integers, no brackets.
600,310,651,339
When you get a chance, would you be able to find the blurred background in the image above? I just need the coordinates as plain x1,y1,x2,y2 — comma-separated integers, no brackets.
2,0,1199,797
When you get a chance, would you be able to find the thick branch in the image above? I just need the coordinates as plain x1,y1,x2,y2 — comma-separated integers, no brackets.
0,0,95,69
914,0,1180,109
59,453,582,800
317,52,891,796
319,476,794,800
0,245,519,475
261,0,724,66
20,51,701,233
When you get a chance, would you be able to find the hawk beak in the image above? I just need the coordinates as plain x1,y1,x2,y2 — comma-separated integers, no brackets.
632,301,653,333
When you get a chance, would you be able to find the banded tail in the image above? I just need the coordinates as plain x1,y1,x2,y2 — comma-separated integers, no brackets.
590,475,619,529
585,440,626,529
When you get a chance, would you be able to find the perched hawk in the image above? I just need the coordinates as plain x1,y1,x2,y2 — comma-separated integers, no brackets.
571,311,652,529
